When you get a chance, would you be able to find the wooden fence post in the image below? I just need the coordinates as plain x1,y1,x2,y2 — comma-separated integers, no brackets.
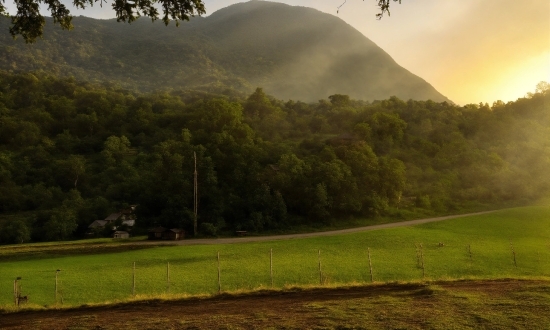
167,262,170,294
420,244,425,278
415,244,420,268
217,252,221,294
270,248,273,288
318,250,322,285
510,242,517,267
132,262,136,297
368,248,374,283
55,271,59,305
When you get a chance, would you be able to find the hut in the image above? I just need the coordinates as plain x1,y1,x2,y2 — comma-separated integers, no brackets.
148,227,166,240
147,227,185,240
163,229,185,240
113,231,130,239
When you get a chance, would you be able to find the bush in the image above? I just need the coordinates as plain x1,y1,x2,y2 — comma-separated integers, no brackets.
200,222,217,237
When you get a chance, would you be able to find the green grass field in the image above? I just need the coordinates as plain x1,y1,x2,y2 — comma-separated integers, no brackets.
1,206,549,309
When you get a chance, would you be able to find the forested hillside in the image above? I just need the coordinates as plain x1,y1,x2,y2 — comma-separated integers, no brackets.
0,1,448,102
0,71,548,244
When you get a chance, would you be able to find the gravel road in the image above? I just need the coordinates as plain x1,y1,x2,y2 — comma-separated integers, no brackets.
149,210,498,246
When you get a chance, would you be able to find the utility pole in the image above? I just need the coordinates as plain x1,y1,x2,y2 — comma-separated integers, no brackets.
193,151,198,236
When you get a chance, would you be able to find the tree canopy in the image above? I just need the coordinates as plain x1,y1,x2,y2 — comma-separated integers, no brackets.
3,0,402,43
0,70,548,244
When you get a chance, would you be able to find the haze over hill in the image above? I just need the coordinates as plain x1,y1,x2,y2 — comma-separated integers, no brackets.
0,1,449,102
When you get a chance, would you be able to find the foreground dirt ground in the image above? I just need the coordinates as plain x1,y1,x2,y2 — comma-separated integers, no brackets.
1,279,548,330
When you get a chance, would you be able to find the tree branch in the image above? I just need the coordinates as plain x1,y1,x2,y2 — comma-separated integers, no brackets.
8,0,205,43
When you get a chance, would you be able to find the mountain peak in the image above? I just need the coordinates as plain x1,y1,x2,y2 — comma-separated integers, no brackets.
0,1,449,102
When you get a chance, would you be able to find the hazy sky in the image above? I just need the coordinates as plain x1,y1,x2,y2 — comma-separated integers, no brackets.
5,0,549,104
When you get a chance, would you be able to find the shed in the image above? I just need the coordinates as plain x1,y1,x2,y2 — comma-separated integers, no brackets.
148,227,166,240
163,229,185,241
113,231,130,239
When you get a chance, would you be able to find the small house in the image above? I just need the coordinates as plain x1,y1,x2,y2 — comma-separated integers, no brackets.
148,227,166,240
147,227,185,240
87,205,138,234
163,228,185,240
113,231,130,239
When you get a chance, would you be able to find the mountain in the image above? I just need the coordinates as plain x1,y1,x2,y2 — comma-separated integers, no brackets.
0,1,450,102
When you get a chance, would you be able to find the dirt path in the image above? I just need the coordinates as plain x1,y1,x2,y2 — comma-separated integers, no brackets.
0,210,499,261
156,210,497,246
1,279,547,330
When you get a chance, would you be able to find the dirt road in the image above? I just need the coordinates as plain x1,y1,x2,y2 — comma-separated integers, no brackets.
0,210,498,260
160,210,497,246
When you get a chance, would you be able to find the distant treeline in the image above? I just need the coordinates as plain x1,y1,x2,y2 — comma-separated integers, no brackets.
0,71,548,244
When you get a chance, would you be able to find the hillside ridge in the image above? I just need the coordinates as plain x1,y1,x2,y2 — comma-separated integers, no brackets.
0,1,449,102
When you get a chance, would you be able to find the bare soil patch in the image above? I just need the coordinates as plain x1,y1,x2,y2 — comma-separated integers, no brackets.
1,279,548,330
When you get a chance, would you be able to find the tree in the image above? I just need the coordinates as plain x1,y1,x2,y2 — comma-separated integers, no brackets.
328,94,350,107
44,205,78,240
0,218,31,244
4,0,206,43
375,0,402,19
58,154,86,189
5,0,402,43
43,189,83,240
101,135,131,166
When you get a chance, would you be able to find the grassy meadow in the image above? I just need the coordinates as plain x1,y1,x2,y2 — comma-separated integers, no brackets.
1,206,549,309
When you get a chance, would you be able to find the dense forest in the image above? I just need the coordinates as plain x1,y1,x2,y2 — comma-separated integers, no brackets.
0,71,548,244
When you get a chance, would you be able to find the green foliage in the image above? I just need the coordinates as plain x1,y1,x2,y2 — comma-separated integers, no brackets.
6,0,205,43
0,70,548,243
0,218,30,244
44,206,78,241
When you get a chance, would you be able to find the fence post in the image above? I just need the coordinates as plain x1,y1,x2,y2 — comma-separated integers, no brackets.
13,280,17,306
510,242,517,267
55,270,60,305
420,244,425,279
318,250,322,285
217,252,221,294
368,248,374,283
167,262,170,294
132,262,136,297
270,248,273,288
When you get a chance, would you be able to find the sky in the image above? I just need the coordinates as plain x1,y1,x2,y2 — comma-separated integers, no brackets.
5,0,549,105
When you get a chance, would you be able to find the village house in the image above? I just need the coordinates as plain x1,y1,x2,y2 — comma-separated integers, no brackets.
86,205,138,237
113,231,130,239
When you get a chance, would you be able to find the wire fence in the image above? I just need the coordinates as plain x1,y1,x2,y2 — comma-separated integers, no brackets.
2,241,550,308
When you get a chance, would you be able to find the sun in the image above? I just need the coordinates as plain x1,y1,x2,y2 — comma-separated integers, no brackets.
490,51,550,103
